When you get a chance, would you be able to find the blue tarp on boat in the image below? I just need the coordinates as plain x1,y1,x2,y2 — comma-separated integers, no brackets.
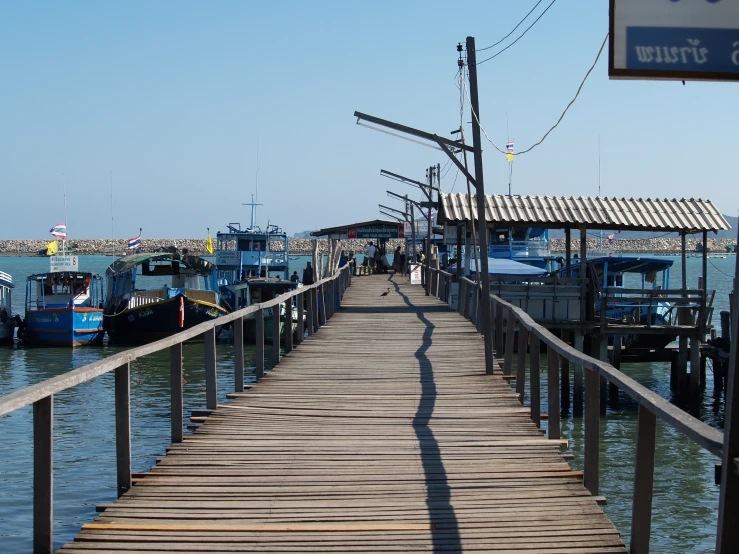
446,257,548,278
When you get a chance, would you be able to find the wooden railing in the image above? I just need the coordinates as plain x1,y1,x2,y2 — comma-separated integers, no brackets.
0,264,352,554
425,274,734,553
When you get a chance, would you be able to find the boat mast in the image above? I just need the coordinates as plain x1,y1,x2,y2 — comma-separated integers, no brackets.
110,171,115,258
62,172,68,254
598,135,602,253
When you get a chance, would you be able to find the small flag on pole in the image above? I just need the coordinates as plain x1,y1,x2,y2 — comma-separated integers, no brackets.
506,153,514,162
206,228,214,254
50,223,67,239
127,234,141,249
46,240,58,255
607,234,615,244
506,141,514,153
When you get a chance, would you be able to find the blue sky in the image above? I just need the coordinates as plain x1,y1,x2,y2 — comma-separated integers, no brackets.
1,1,737,239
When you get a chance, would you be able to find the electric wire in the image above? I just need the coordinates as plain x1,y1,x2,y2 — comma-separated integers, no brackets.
477,0,557,65
709,257,735,278
450,167,461,193
477,0,546,52
465,33,609,158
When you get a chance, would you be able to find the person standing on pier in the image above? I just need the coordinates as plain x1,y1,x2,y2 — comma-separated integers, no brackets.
302,262,314,286
365,241,377,274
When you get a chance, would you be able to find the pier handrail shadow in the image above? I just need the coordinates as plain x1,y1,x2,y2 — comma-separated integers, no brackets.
0,264,352,554
421,266,735,553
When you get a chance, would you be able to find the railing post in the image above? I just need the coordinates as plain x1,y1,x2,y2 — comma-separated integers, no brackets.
296,292,305,344
547,348,560,440
573,330,584,415
284,296,293,354
503,309,515,375
306,290,314,337
630,404,657,554
516,325,528,402
204,327,217,410
490,298,496,347
312,286,319,331
318,284,326,326
33,395,53,554
463,281,471,319
529,334,541,427
115,362,132,497
272,304,281,367
584,367,601,495
256,308,265,379
234,317,244,392
495,303,505,355
170,343,183,443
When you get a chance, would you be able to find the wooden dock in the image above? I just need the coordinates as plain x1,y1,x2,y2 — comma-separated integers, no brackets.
61,274,626,553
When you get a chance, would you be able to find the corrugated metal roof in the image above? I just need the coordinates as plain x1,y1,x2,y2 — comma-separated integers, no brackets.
438,193,730,232
311,219,402,237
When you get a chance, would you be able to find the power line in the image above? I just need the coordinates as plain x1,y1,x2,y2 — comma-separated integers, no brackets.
477,0,546,52
477,0,557,65
465,33,609,158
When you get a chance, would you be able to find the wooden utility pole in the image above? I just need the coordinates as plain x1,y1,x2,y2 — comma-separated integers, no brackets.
466,36,493,375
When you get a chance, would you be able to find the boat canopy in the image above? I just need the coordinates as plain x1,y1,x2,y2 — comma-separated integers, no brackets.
446,257,548,278
107,252,216,277
0,271,13,289
579,256,673,274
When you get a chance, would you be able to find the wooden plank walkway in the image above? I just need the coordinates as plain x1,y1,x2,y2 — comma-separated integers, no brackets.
61,274,626,553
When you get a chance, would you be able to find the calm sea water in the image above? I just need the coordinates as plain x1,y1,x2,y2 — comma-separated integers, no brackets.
0,253,735,552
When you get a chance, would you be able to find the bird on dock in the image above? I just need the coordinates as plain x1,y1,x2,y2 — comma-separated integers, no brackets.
380,288,390,297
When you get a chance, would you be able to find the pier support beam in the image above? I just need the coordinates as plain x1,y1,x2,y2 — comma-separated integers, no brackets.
204,327,217,410
573,330,584,416
170,343,183,443
33,395,53,554
256,309,265,380
560,330,570,414
115,362,132,497
234,318,244,392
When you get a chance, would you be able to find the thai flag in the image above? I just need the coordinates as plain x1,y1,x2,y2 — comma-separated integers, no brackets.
506,141,514,152
607,234,615,244
127,235,141,249
50,223,67,239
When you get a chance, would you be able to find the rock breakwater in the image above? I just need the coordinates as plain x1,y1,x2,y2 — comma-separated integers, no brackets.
0,237,734,256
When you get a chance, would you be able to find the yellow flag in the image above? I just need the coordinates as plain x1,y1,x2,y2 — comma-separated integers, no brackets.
46,240,58,255
506,153,514,162
206,232,214,254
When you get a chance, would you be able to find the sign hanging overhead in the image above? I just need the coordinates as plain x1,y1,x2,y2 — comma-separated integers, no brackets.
50,255,79,272
609,0,739,81
349,224,404,239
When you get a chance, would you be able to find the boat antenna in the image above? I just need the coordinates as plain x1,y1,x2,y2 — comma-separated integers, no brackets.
598,135,602,252
62,172,68,253
506,110,512,197
110,170,115,257
255,137,259,229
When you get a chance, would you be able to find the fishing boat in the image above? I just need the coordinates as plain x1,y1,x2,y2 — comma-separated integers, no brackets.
22,259,105,347
0,271,18,343
216,222,300,343
104,251,230,344
568,256,677,351
488,226,551,269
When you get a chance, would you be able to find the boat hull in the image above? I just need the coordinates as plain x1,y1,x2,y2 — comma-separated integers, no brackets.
23,307,104,347
243,314,299,344
106,294,228,344
0,322,14,344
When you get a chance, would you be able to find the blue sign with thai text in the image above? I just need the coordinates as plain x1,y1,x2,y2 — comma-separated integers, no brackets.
627,26,739,73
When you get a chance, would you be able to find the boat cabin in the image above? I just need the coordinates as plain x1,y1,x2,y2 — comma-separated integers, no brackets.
216,223,289,284
0,271,13,319
26,272,103,311
488,226,550,268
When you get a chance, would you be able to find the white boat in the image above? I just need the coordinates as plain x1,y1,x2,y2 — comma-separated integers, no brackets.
0,270,17,343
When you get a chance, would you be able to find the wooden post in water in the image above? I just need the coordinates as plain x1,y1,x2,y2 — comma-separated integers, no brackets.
560,330,570,413
284,296,293,353
573,330,584,416
630,404,656,554
584,367,600,495
204,327,217,410
717,225,739,553
170,343,183,443
547,347,560,440
272,304,281,367
610,334,621,408
495,305,504,356
296,292,304,344
234,318,244,392
311,240,319,283
115,362,132,497
33,395,53,554
516,325,528,402
503,310,515,375
690,334,700,392
255,308,265,380
529,334,541,427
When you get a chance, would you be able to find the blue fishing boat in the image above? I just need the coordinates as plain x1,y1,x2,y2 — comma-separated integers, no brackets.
104,251,229,344
216,223,300,343
567,256,677,350
0,270,18,343
488,227,551,269
22,264,105,347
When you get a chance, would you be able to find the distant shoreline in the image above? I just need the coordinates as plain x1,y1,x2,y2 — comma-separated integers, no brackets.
0,237,734,257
